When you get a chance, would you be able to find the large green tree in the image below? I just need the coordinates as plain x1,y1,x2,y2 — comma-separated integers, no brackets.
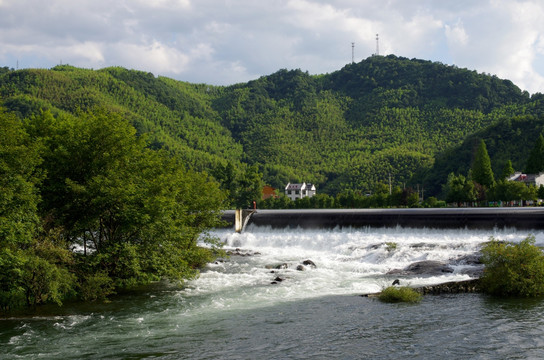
28,110,226,292
443,173,476,205
472,139,495,188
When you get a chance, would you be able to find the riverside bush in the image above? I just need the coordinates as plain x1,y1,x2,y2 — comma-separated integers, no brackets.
378,286,422,303
480,236,544,297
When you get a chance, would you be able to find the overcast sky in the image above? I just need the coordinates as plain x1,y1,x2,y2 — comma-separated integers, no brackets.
1,0,544,93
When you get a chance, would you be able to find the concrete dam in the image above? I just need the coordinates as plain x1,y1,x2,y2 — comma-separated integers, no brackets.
221,208,544,230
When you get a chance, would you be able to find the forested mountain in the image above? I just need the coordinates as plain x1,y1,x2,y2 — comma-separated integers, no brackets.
423,114,544,196
1,55,543,198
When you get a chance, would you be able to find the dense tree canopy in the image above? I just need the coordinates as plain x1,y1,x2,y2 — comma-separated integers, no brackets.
0,108,226,312
525,134,544,174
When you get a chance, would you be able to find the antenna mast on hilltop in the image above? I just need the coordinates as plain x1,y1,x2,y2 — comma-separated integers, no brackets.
375,34,380,56
352,42,355,63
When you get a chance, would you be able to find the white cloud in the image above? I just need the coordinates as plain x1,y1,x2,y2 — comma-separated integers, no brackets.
439,0,544,93
70,42,105,63
445,20,468,47
111,40,190,75
134,0,191,10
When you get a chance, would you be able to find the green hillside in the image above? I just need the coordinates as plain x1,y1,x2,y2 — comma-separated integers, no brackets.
423,113,544,196
1,55,543,198
0,65,243,172
211,55,539,194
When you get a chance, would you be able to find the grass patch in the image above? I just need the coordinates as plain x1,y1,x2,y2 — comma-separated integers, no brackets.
378,286,422,303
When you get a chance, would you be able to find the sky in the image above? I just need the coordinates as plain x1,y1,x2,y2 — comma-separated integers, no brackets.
1,0,544,94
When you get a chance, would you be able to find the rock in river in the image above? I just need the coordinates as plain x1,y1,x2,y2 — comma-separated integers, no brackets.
387,260,454,276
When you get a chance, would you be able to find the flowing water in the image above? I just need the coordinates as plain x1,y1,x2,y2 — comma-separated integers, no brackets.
2,225,544,359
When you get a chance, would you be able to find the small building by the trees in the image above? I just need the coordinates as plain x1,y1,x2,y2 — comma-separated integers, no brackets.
507,172,544,187
285,182,316,201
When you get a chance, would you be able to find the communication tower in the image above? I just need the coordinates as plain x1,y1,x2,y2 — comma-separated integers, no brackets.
375,34,379,56
351,42,355,63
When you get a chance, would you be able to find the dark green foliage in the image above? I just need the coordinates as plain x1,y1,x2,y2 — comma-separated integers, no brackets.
378,286,422,303
0,108,227,312
78,271,115,302
525,134,544,174
213,162,264,208
480,236,544,297
0,109,42,246
444,173,476,204
501,160,515,180
31,110,225,286
539,185,544,199
472,139,495,188
488,181,537,203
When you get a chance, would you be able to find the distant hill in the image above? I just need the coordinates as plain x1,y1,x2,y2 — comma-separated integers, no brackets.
422,113,544,196
1,55,543,197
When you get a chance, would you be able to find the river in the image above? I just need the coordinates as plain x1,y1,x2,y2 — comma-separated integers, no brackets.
2,225,544,359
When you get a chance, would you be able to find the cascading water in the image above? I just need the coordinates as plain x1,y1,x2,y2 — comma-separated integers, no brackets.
183,226,543,312
3,225,544,360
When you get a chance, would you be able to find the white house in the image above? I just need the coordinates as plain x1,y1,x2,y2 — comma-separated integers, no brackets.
507,172,544,187
285,182,316,201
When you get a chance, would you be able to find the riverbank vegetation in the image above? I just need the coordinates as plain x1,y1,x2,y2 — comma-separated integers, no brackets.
480,236,544,297
0,108,225,313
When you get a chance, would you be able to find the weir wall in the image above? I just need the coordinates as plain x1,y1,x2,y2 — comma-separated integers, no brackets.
221,208,544,230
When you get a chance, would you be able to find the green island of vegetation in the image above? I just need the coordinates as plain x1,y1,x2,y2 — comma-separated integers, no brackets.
3,54,544,312
378,286,423,304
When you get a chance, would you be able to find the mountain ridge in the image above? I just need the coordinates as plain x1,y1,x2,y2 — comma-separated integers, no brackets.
1,55,542,198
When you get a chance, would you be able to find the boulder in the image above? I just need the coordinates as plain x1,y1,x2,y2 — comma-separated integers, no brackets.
452,253,482,265
265,263,289,270
416,279,481,295
387,260,454,276
302,259,317,268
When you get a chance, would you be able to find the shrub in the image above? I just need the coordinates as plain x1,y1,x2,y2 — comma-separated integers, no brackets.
378,286,422,303
79,271,115,302
480,235,544,297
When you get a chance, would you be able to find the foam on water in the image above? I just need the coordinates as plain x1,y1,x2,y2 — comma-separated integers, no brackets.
186,226,544,314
